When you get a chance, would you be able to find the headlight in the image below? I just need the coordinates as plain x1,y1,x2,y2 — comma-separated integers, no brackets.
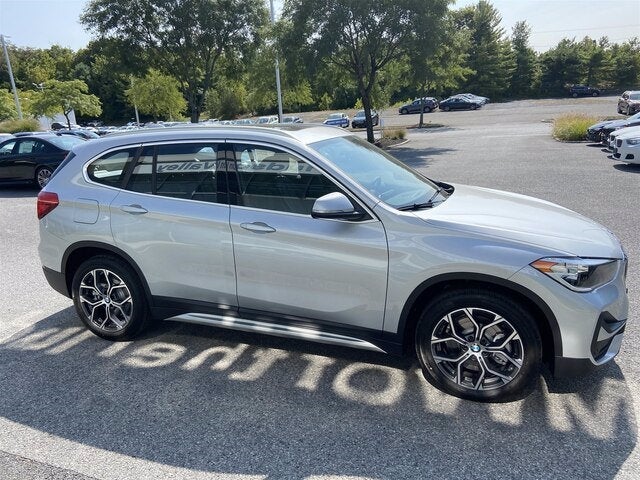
531,257,619,292
626,138,640,146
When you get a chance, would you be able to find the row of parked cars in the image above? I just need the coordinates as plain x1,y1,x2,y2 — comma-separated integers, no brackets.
587,111,640,164
399,93,489,114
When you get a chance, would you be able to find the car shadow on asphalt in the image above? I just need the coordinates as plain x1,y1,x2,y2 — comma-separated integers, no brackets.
614,163,640,174
388,146,457,169
0,310,635,479
0,185,38,198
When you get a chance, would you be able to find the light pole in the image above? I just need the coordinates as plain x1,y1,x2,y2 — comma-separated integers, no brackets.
1,34,23,119
269,0,284,122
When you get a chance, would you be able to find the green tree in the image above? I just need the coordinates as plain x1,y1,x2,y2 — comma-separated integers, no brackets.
0,89,18,121
31,79,102,128
609,39,640,88
282,0,449,143
126,70,187,121
539,39,582,96
508,21,537,98
82,0,268,123
456,1,513,99
408,9,467,126
205,81,248,119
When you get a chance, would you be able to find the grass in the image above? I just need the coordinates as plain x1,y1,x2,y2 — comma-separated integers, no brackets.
382,127,406,140
0,118,40,133
552,113,599,141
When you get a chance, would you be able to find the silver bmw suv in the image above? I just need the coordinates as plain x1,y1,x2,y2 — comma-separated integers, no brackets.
38,125,628,402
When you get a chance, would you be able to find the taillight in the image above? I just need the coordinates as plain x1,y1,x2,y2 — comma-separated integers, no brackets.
37,191,59,219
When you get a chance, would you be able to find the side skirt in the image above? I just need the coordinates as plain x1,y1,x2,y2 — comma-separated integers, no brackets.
165,312,387,354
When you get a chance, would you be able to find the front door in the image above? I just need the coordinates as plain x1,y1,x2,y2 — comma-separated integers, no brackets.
227,142,388,331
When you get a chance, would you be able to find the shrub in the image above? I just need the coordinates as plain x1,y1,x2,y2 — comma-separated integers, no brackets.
0,118,41,133
552,113,599,141
382,127,406,140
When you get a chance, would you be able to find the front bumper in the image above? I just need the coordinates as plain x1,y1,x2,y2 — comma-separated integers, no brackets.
509,261,628,378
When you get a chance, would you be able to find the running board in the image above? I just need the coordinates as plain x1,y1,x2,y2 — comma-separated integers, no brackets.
165,313,386,353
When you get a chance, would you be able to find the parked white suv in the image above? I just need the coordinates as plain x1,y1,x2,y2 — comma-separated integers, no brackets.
38,125,628,402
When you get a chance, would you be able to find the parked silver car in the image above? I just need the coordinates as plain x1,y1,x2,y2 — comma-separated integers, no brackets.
38,125,628,402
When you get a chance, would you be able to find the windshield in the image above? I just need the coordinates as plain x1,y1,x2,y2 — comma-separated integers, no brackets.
310,136,447,209
327,114,342,119
354,111,365,118
629,93,640,100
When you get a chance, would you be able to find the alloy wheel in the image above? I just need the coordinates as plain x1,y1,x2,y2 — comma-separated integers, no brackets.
78,268,133,332
429,307,524,391
36,167,52,188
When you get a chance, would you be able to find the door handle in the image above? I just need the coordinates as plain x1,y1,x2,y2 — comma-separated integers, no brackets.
120,204,148,215
240,222,276,233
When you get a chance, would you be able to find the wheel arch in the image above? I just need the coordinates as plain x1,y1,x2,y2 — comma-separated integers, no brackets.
397,273,561,365
61,241,153,304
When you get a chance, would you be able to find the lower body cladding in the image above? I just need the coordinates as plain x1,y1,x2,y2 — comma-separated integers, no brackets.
509,264,628,376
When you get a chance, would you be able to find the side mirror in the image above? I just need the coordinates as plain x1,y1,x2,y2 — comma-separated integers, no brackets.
311,192,365,221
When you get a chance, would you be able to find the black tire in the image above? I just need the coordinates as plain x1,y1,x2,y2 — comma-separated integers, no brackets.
400,108,408,115
72,255,151,341
592,91,599,97
470,104,478,110
572,92,578,98
35,166,53,189
442,106,450,112
423,106,431,113
415,289,542,402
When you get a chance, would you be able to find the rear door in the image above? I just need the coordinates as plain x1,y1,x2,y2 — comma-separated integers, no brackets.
109,142,237,308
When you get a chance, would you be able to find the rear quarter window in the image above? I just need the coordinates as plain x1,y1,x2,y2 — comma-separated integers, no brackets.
87,148,139,188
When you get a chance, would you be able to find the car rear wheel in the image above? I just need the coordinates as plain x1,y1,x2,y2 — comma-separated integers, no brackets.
72,255,150,341
35,166,53,189
442,106,450,112
572,93,578,98
400,108,408,115
592,92,599,97
415,289,542,402
423,106,431,113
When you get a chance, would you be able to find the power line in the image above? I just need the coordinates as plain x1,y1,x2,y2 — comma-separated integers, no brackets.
531,24,640,34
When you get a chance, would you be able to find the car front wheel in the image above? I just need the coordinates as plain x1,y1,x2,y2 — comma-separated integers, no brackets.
72,255,150,341
415,289,542,402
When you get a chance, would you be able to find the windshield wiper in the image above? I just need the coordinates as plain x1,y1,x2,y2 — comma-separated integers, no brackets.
396,187,446,211
396,200,443,211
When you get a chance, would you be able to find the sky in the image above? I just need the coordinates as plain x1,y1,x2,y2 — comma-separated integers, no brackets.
0,0,638,52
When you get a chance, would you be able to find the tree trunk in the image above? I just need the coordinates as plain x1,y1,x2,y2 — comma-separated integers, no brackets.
361,93,375,144
418,83,427,128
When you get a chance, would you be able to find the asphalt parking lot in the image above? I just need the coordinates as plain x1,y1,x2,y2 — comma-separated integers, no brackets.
0,96,638,480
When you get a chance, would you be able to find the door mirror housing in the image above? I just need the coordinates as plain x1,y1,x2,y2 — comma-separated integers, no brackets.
311,192,365,221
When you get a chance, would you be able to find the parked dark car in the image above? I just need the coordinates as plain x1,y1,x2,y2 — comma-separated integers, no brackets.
351,110,379,128
0,134,85,188
439,96,482,111
399,98,438,114
569,85,600,97
586,119,618,143
617,91,640,115
590,111,640,145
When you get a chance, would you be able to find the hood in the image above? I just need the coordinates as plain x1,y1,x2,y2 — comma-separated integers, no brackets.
614,126,640,138
411,184,623,258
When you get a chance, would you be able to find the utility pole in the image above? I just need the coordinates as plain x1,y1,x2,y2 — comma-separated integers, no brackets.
269,0,284,122
1,34,23,119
